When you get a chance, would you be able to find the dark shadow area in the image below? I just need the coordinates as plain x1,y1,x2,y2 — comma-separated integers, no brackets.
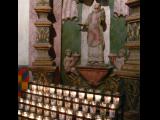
101,19,107,31
96,0,109,6
48,0,56,23
79,0,94,6
48,46,56,60
49,26,57,44
79,0,109,6
48,19,57,61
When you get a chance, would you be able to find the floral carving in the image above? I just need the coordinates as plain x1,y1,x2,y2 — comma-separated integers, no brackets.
36,27,49,42
127,22,140,41
124,79,140,111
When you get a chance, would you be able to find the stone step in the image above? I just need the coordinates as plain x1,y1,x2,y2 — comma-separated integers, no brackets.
121,64,140,72
116,70,140,79
125,60,140,65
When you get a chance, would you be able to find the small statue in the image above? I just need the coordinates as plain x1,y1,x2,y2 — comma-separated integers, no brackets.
63,49,73,73
63,49,80,76
79,3,106,65
114,48,126,70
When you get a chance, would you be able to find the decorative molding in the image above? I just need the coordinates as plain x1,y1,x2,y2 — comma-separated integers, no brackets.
126,14,140,23
30,0,56,85
126,0,140,7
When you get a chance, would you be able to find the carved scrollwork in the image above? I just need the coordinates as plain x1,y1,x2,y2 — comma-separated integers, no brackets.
127,22,140,41
124,79,140,111
36,27,49,42
32,71,51,85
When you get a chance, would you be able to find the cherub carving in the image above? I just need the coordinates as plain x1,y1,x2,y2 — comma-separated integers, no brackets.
63,49,80,76
114,48,126,70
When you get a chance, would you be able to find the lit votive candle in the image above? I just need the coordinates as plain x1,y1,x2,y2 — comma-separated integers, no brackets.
73,98,79,111
95,115,102,120
36,115,42,120
27,89,30,93
76,111,83,120
22,112,28,117
25,105,30,111
18,110,21,115
37,103,43,107
104,91,111,104
66,109,73,120
51,106,57,119
109,104,115,118
57,96,63,106
63,89,70,97
59,107,66,120
100,102,107,115
113,92,120,107
26,93,31,99
82,99,89,113
44,98,50,104
32,94,37,101
31,85,37,91
85,113,92,119
31,101,36,105
37,108,43,115
32,90,37,94
19,98,23,103
95,90,102,102
51,93,56,98
38,91,43,95
113,97,119,107
87,89,93,101
95,94,102,103
29,113,35,119
44,110,50,117
44,104,49,109
44,87,50,93
57,88,62,96
70,90,77,98
38,85,43,91
104,117,112,120
65,97,71,108
44,92,50,97
25,99,30,104
90,101,96,114
50,87,55,95
19,103,23,109
30,106,36,113
37,96,43,103
43,117,50,120
51,98,56,106
78,89,85,100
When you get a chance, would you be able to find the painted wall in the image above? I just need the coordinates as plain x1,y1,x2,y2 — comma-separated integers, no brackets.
109,0,127,53
18,0,29,65
61,3,82,84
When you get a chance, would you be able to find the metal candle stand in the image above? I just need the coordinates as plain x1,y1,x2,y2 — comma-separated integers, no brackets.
18,82,123,120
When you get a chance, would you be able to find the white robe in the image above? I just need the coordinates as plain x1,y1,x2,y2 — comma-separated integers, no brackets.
62,0,78,20
113,0,129,17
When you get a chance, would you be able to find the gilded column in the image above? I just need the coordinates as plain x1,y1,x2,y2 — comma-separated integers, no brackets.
116,0,140,120
30,0,56,85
